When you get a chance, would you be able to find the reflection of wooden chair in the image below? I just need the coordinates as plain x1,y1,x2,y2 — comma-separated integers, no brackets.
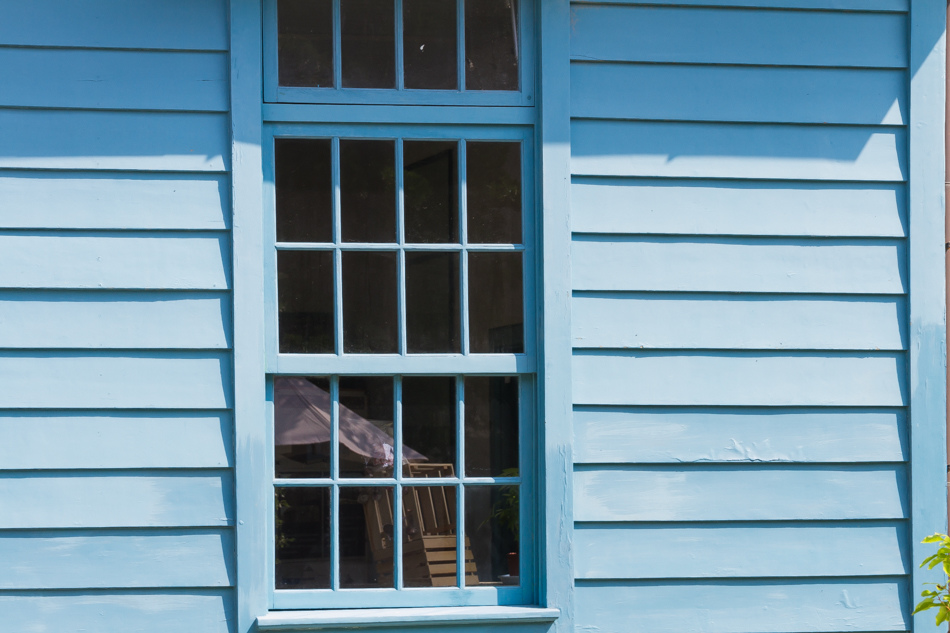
361,464,478,587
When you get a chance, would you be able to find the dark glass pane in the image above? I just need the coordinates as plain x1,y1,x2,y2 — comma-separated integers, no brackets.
278,0,334,87
464,376,518,477
339,376,395,478
403,485,461,587
402,376,456,477
278,250,334,353
276,486,331,589
403,0,457,90
341,0,396,88
468,252,523,353
465,485,519,586
342,251,398,353
276,139,332,243
275,376,332,478
341,140,396,243
467,142,522,244
406,252,460,353
464,0,519,91
404,141,458,243
340,487,395,588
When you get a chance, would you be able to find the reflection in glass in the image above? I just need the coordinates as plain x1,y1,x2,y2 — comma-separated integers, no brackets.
403,485,462,587
402,377,456,476
465,485,519,585
276,139,332,243
341,0,396,88
468,252,523,353
339,377,396,478
404,141,458,243
278,0,334,87
406,252,460,353
343,251,398,353
467,142,522,244
276,486,331,589
464,376,518,477
278,250,334,353
340,487,395,588
465,0,519,91
403,0,458,90
276,377,331,478
341,140,396,243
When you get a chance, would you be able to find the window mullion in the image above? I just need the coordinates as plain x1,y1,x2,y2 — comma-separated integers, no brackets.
332,0,342,90
459,140,470,356
455,375,465,587
331,137,343,356
394,375,404,589
395,0,405,91
456,0,465,91
396,138,407,356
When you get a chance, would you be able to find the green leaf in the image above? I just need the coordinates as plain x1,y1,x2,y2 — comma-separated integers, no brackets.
923,534,948,544
936,606,949,625
914,599,938,614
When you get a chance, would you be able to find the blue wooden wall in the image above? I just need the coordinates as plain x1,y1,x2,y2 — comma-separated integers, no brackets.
0,1,236,630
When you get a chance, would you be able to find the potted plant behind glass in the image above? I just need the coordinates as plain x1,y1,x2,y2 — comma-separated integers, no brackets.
490,467,520,578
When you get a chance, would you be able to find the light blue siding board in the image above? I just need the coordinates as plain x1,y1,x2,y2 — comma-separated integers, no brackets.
0,110,229,172
0,529,234,589
574,522,908,579
574,580,908,633
570,5,908,68
0,48,229,112
572,294,906,350
573,465,907,521
571,63,906,125
0,352,231,409
571,178,906,238
573,352,906,407
0,472,233,528
0,172,229,230
0,291,231,349
571,120,906,181
573,407,906,464
0,412,232,470
571,238,905,295
0,233,230,290
571,0,908,10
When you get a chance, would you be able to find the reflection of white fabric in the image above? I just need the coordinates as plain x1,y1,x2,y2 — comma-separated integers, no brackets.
275,377,426,462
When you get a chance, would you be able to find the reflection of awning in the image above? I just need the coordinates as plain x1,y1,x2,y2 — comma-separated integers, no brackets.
275,377,426,463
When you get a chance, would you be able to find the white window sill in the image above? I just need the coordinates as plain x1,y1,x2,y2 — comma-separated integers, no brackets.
256,606,560,630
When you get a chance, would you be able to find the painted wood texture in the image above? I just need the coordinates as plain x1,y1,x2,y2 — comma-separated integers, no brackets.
573,407,906,464
571,178,906,238
0,413,232,470
571,0,907,9
573,465,907,521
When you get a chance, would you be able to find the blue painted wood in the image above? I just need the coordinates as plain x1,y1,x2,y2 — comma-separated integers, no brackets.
573,352,906,406
0,472,233,528
574,465,907,521
570,5,908,68
571,120,906,181
571,178,906,238
571,0,908,9
0,172,229,230
0,110,229,172
572,237,905,295
257,607,560,630
572,294,906,351
0,529,234,589
574,522,908,579
0,352,231,409
0,412,232,470
0,48,228,112
573,407,906,464
264,104,537,125
0,233,230,290
571,63,906,126
574,579,907,633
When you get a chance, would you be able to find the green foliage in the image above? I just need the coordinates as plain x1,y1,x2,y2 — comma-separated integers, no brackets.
489,467,520,543
914,533,950,626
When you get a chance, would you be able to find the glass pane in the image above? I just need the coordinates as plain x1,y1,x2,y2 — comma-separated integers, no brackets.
278,250,335,353
465,485,519,586
403,485,460,587
278,0,334,87
406,252,460,353
341,0,396,88
342,251,398,353
468,252,523,353
340,487,395,588
276,486,331,589
467,142,522,244
464,376,518,477
404,141,458,244
403,0,458,90
402,376,457,477
275,376,332,478
341,140,396,243
339,376,395,478
276,139,332,243
464,0,519,91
